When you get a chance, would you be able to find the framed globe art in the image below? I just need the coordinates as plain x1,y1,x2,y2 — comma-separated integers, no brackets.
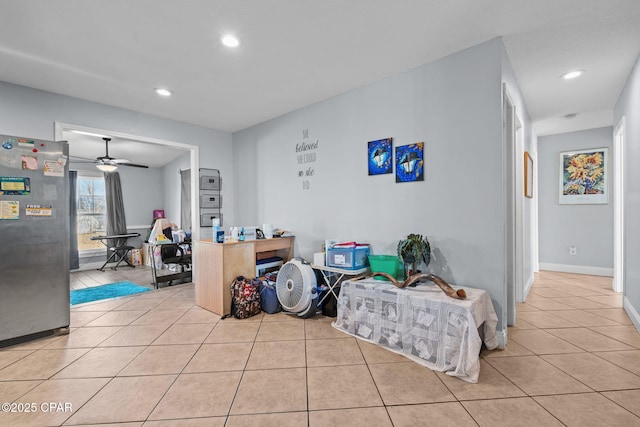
367,138,393,175
395,142,424,183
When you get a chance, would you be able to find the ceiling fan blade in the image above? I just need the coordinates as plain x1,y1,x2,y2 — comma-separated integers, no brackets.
111,158,131,164
118,162,149,169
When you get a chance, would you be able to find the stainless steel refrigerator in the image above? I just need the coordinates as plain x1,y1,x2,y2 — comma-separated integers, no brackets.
0,134,70,345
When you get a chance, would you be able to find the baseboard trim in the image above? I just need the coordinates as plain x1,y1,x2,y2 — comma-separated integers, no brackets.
524,274,534,300
495,329,507,349
539,263,613,277
623,296,640,333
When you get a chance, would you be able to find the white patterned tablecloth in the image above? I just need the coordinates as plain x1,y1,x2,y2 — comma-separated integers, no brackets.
332,278,498,383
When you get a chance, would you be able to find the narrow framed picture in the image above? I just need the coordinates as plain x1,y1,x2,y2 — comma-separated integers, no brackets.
368,138,393,175
395,142,424,183
559,148,608,204
524,151,533,198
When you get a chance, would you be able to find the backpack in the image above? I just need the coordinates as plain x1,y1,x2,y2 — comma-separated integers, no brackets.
259,280,282,314
225,276,261,319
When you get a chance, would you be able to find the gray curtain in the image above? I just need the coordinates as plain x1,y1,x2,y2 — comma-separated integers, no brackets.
104,171,128,250
69,170,79,270
180,169,191,231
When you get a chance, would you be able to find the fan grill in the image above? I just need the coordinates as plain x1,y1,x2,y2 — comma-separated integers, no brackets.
276,262,304,310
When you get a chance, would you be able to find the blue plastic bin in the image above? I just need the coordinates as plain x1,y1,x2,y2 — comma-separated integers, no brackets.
327,246,370,270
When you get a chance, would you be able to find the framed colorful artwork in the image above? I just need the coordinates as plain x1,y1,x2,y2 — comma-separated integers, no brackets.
368,138,393,175
395,142,424,183
524,151,533,198
559,148,608,204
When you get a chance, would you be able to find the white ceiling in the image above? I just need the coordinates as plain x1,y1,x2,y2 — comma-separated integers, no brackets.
63,131,187,168
2,0,640,165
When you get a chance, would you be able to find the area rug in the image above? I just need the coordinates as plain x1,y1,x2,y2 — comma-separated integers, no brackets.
70,281,150,305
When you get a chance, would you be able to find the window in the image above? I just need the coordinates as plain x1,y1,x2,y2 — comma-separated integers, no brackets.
76,174,106,252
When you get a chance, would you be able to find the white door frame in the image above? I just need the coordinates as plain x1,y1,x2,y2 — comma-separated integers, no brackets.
54,122,201,240
515,114,524,303
503,84,523,327
613,117,625,293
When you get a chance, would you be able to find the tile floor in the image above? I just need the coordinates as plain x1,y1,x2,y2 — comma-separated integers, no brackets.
70,264,186,291
1,270,639,426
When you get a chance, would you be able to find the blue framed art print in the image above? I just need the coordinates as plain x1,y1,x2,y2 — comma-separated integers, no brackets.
368,138,393,175
396,142,424,183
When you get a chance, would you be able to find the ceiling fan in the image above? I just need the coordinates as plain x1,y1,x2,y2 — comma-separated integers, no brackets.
71,137,149,171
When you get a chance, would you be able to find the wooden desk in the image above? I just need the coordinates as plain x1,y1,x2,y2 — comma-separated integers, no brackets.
194,236,294,316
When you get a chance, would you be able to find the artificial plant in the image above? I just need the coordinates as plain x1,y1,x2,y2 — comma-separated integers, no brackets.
397,233,431,276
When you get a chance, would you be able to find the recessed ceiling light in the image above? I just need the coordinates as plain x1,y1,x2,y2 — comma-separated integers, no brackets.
155,88,172,97
561,70,584,80
221,35,240,48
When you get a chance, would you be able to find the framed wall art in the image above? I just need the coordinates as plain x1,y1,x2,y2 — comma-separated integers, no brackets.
559,148,608,204
395,142,424,183
368,138,393,175
524,151,533,198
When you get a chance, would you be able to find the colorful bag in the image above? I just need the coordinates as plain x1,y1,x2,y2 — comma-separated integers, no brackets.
226,276,261,319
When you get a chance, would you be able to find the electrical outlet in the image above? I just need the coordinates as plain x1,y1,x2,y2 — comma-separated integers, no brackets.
569,245,577,255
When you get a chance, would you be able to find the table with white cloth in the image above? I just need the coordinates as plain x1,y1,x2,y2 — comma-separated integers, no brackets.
332,278,498,383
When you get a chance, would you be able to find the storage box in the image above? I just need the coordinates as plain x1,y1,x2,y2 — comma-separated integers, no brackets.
200,175,221,191
243,226,257,241
200,194,222,208
200,212,223,227
327,245,370,270
368,255,401,280
256,256,283,277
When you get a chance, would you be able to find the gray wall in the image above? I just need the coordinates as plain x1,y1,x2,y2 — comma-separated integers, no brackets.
0,80,234,239
614,53,640,329
162,152,192,230
233,38,518,333
538,128,613,272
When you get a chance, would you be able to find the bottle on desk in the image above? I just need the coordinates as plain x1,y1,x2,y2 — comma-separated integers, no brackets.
239,227,245,241
230,227,239,242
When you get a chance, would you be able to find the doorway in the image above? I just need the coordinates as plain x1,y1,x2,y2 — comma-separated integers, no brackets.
613,118,625,293
503,85,524,327
55,122,201,241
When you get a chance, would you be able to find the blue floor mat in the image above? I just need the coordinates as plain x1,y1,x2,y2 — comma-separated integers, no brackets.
70,281,150,305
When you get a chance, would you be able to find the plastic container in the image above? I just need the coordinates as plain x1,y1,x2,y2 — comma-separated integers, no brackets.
368,255,401,280
327,245,370,270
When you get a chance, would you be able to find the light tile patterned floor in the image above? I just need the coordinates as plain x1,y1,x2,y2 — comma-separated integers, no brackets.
1,270,639,426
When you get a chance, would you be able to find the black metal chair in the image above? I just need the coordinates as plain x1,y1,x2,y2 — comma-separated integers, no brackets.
159,241,192,285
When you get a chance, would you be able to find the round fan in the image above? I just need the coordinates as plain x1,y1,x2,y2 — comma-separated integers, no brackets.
275,257,318,318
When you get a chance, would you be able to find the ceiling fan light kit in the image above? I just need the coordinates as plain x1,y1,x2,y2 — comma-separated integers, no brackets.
96,163,118,172
70,137,150,170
